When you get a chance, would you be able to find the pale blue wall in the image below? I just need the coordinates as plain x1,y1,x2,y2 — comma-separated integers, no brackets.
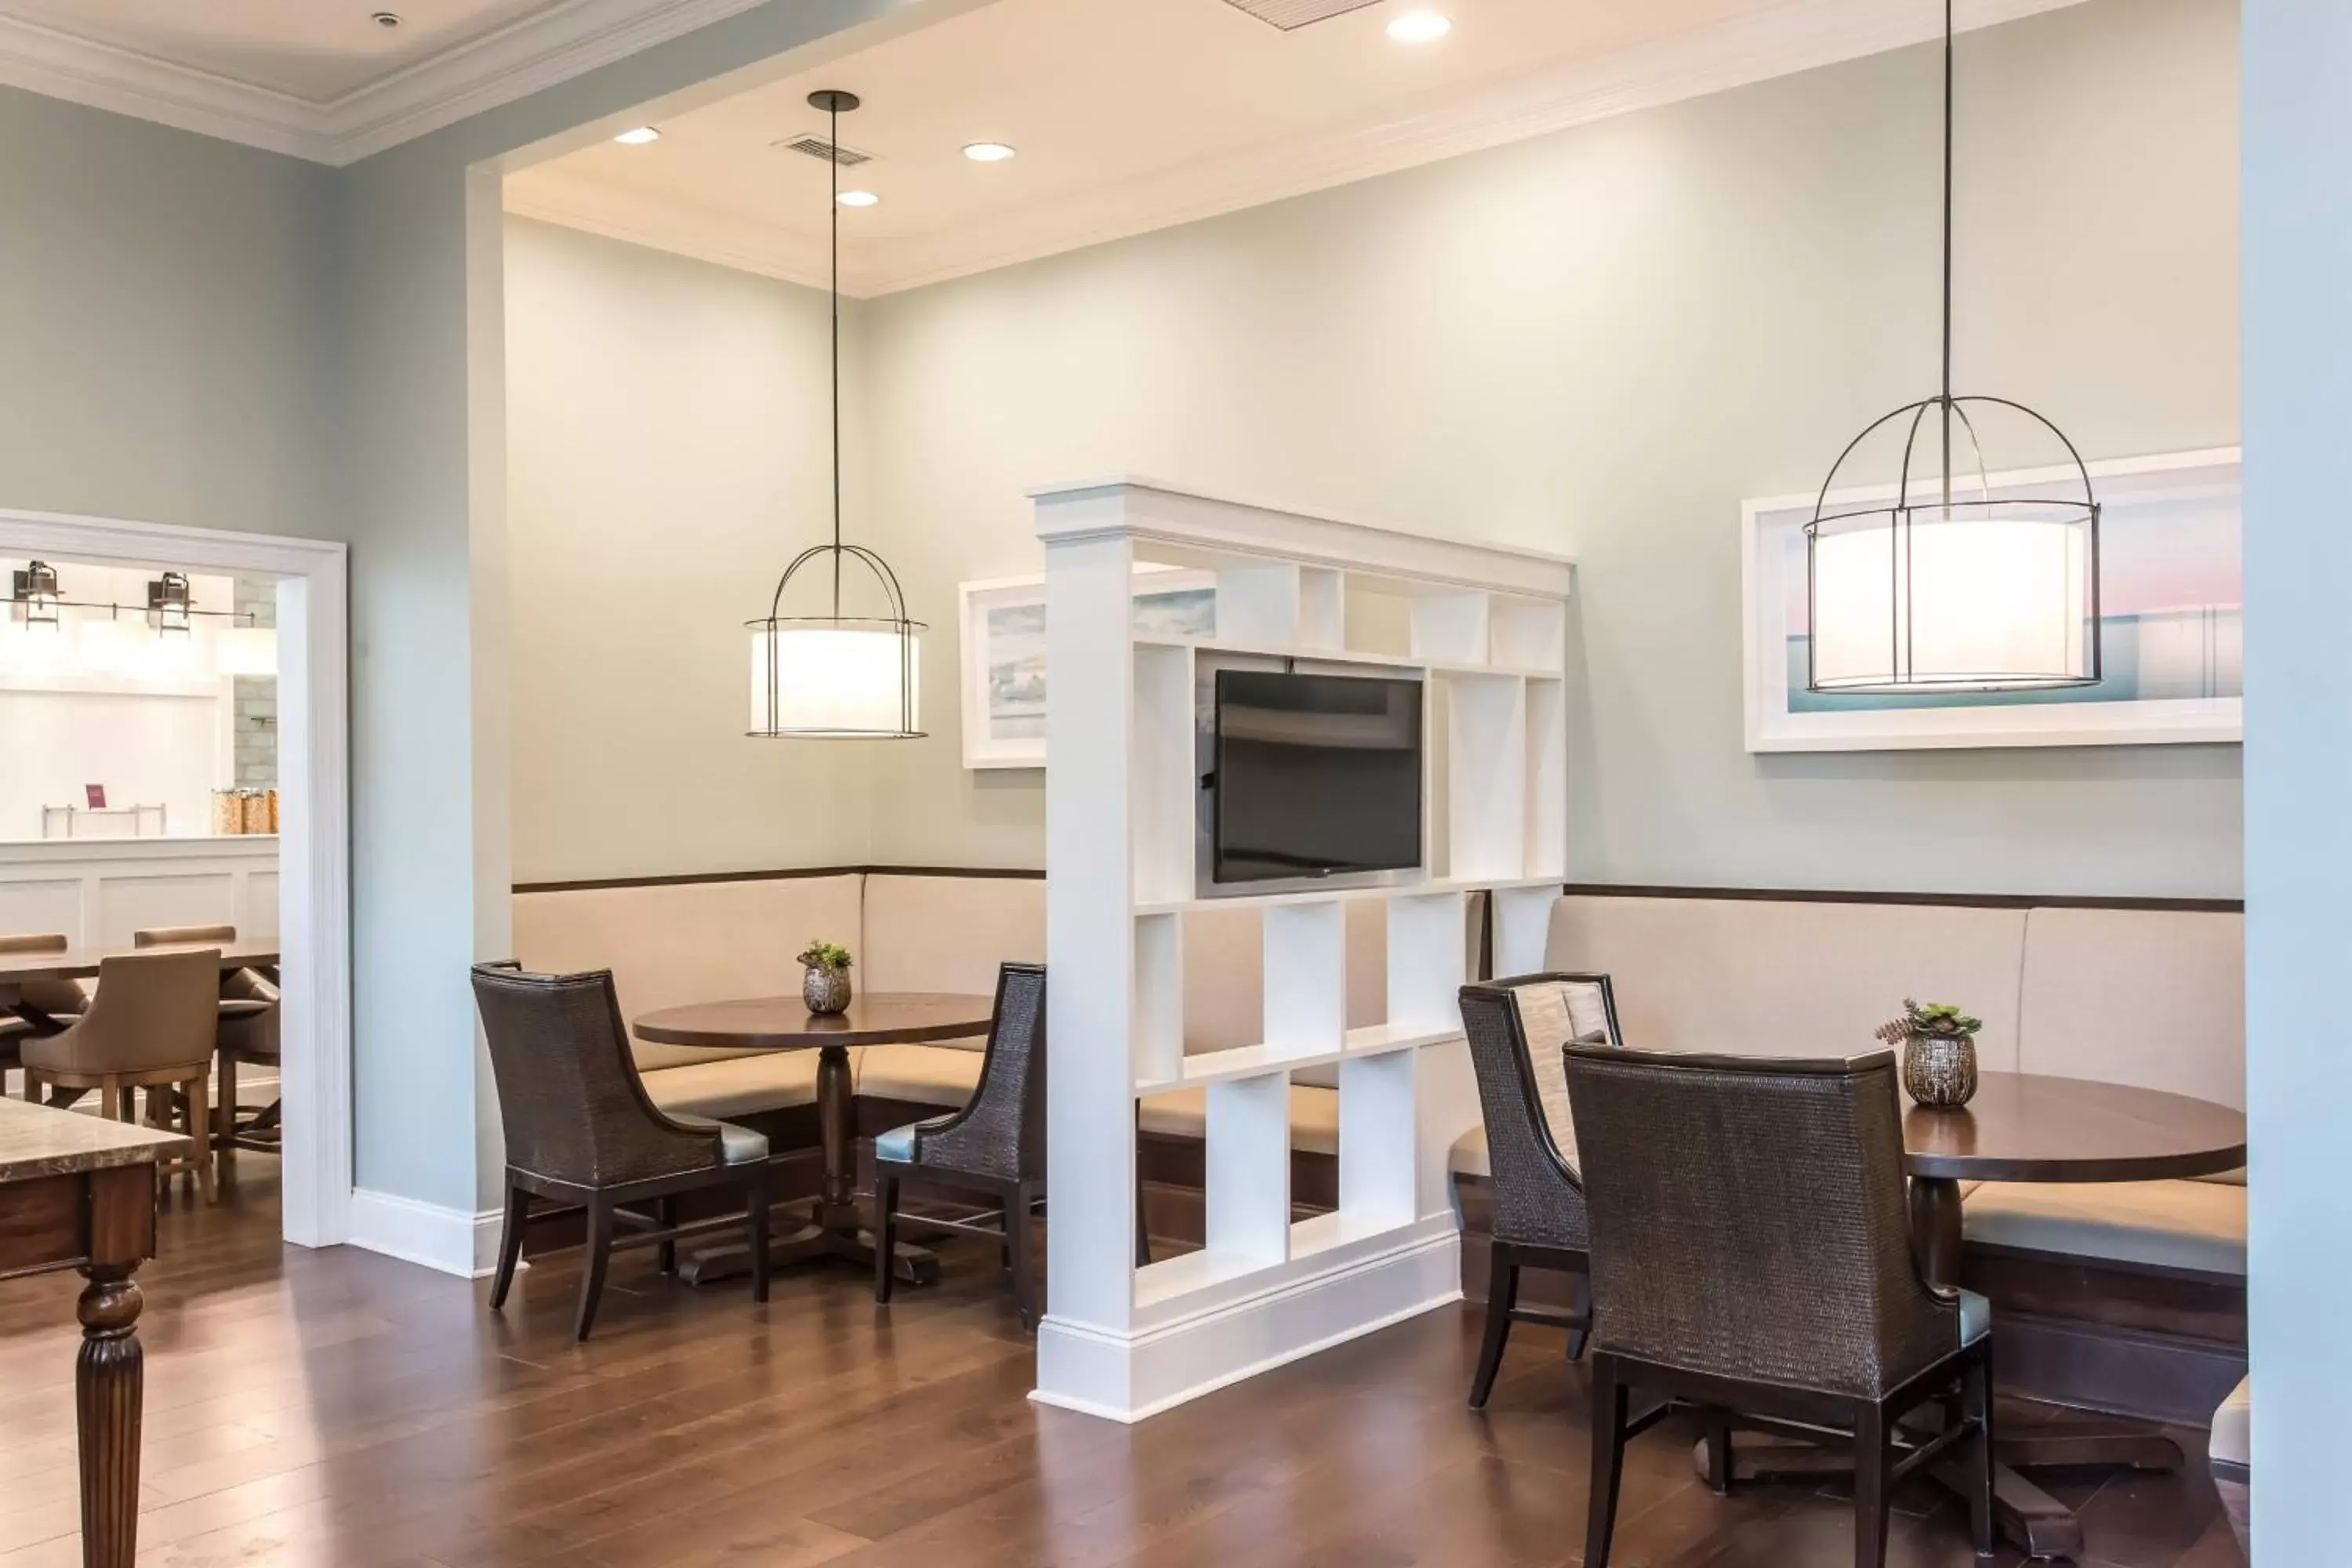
2242,1,2349,1558
0,85,335,536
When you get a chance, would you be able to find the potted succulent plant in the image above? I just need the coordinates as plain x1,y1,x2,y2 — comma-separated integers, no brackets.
797,941,855,1016
1875,997,1982,1107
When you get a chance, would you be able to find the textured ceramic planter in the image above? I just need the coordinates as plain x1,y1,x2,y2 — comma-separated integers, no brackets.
803,964,853,1015
1902,1031,1979,1107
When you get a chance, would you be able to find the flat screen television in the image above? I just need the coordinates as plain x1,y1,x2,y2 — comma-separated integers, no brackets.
1210,669,1424,885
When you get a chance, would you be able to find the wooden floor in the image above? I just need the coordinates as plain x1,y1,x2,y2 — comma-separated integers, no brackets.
0,1167,2237,1568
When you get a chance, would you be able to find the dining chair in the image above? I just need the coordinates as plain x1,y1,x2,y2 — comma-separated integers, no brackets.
1454,971,1620,1409
471,962,772,1341
21,949,224,1202
1562,1044,1995,1568
136,924,275,1181
872,962,1046,1328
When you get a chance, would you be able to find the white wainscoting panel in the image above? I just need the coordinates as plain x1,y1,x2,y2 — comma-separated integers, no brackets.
0,837,279,947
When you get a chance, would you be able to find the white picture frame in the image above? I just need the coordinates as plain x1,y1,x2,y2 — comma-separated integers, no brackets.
1742,446,2243,753
960,566,1218,769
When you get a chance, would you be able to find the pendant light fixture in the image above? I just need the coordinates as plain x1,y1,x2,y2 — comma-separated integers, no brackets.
747,89,924,739
1804,0,2100,695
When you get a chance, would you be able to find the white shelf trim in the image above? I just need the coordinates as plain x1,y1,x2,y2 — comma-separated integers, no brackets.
1134,1022,1460,1097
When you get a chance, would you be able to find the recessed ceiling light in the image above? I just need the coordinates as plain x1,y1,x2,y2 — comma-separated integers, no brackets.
613,126,661,146
963,142,1017,163
837,190,880,207
1385,9,1450,42
370,10,401,27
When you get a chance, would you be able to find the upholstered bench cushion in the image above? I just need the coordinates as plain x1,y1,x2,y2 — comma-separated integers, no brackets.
1138,1084,1339,1155
1964,1178,2246,1276
641,1051,821,1119
668,1112,770,1164
2210,1377,2250,1468
857,1044,984,1105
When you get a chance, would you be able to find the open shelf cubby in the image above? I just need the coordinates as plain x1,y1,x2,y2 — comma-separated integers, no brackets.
1038,477,1576,1420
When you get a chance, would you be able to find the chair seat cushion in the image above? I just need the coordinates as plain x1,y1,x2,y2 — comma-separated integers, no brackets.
2210,1377,2250,1468
1963,1178,2246,1276
642,1051,819,1119
856,1044,983,1105
876,1113,956,1165
668,1112,769,1165
1958,1287,1991,1346
216,998,274,1020
1138,1084,1338,1156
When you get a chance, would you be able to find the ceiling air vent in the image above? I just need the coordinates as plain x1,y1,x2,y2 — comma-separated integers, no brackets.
1221,0,1384,28
778,135,872,166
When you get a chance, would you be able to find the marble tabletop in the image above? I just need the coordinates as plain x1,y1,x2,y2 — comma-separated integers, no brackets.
0,1098,191,1183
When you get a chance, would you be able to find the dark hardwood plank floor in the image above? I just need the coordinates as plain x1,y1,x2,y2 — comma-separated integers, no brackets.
0,1163,2234,1567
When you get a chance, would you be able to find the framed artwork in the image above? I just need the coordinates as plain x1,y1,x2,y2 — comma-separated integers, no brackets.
959,567,1217,769
1742,447,2242,752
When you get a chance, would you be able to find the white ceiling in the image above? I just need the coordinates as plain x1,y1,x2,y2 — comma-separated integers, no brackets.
0,0,570,102
503,0,2085,299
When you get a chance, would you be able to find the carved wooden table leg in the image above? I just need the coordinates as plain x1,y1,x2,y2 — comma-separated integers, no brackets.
75,1263,144,1568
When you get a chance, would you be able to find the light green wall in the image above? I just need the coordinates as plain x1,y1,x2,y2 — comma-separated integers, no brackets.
855,0,2241,896
503,217,876,884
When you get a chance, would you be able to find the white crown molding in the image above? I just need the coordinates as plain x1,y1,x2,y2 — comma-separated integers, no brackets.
505,0,2089,298
0,0,775,165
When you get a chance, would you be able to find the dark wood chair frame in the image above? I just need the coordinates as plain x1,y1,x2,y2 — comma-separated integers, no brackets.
1587,1339,1994,1568
492,1158,772,1341
1459,971,1621,1409
873,963,1047,1329
473,962,773,1341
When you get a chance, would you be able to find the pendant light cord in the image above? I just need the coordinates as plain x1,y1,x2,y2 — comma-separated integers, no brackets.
1940,0,1954,510
829,96,843,617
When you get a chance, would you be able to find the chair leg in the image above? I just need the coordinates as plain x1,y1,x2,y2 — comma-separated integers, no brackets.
1704,1406,1735,1496
873,1172,899,1305
1584,1353,1629,1568
1965,1348,1996,1556
1468,1246,1518,1410
488,1176,530,1312
216,1051,238,1183
655,1197,678,1276
1853,1402,1890,1568
187,1071,216,1204
746,1166,771,1305
574,1196,613,1341
1566,1269,1592,1362
1009,1180,1036,1332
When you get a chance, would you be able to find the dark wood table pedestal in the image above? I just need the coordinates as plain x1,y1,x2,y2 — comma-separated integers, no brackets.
1689,1073,2246,1560
0,1101,186,1568
633,994,994,1290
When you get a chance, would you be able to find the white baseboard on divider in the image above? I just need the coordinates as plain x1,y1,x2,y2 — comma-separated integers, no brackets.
1031,1218,1462,1423
347,1188,507,1279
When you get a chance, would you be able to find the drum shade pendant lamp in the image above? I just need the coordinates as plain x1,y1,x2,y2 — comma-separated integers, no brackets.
1805,0,2100,695
747,89,923,739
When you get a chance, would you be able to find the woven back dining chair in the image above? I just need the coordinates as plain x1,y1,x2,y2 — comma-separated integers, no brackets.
872,962,1047,1328
471,963,773,1340
1562,1044,1994,1568
1455,971,1619,1408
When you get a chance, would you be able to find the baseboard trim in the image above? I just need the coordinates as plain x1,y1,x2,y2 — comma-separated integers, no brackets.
347,1188,506,1279
1033,1222,1462,1422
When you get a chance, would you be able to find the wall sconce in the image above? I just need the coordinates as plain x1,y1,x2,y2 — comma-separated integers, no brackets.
10,561,61,629
147,572,194,634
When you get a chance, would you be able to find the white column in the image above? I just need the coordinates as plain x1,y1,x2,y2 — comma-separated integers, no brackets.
1037,518,1140,1406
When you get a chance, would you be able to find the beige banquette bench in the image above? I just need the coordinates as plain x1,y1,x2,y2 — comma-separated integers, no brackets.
1475,889,2246,1418
509,870,1405,1155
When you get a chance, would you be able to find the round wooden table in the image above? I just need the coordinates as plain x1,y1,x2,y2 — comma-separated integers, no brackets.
1726,1070,2246,1561
633,993,994,1287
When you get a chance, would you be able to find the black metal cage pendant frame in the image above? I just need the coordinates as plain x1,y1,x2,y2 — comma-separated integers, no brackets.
1802,0,2102,696
746,88,925,740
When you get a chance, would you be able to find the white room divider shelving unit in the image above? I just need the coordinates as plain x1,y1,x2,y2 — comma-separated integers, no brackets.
1033,477,1576,1421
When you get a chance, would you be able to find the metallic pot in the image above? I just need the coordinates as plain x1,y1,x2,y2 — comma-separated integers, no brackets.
1902,1031,1979,1108
803,964,852,1016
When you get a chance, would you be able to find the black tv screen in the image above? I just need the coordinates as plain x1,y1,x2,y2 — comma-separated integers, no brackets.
1211,670,1424,884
